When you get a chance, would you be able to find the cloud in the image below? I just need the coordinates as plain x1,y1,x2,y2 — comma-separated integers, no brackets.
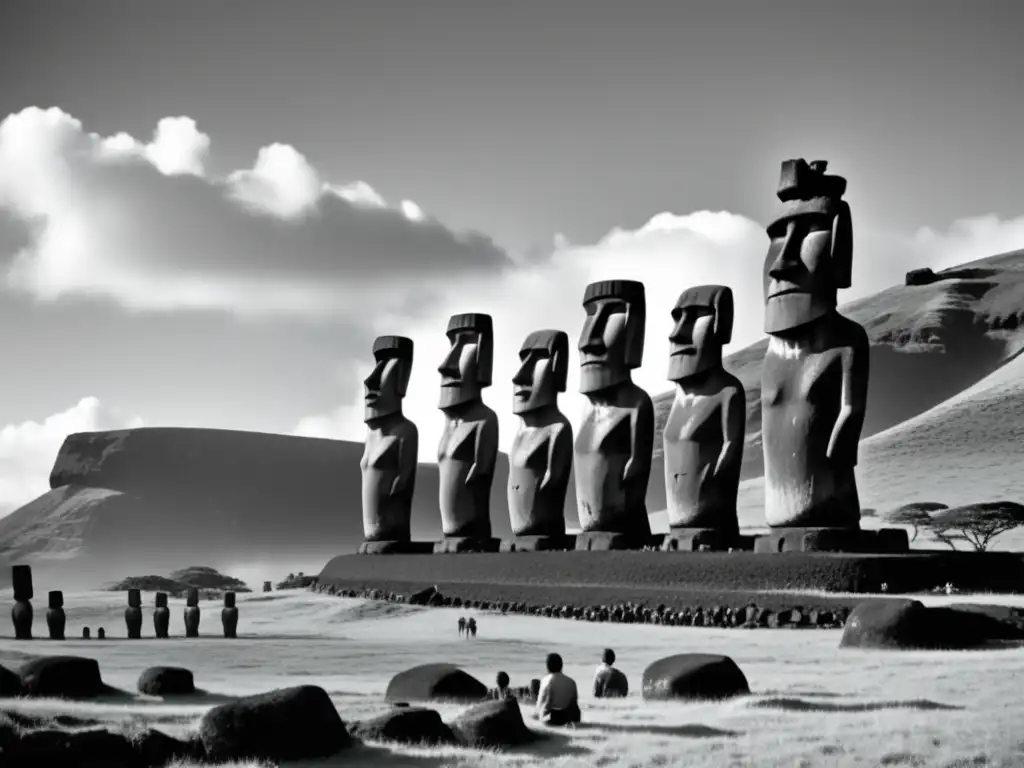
0,107,513,321
0,397,144,517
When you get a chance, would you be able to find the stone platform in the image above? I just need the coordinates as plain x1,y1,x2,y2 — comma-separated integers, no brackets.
500,535,577,553
660,529,756,552
753,527,910,554
574,531,663,551
433,537,502,554
358,541,434,555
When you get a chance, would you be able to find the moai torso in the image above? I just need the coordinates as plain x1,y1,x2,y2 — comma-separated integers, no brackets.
762,313,868,527
438,402,498,537
360,416,418,541
664,369,745,531
508,416,572,537
575,383,654,536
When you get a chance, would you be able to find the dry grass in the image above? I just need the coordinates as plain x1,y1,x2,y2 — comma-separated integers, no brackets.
3,589,1024,767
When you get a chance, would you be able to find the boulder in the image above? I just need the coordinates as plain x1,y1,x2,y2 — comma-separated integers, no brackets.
132,727,207,766
448,698,538,749
350,706,457,746
0,663,22,697
17,655,105,699
641,654,750,701
137,666,196,696
198,685,351,762
385,663,488,704
8,728,140,766
839,599,1006,650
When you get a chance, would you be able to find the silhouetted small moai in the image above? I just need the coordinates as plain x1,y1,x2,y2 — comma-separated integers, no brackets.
82,626,91,639
125,588,143,639
153,592,170,638
435,313,501,553
504,329,575,552
11,564,33,640
574,280,654,550
184,588,200,638
263,581,272,593
662,285,746,552
46,590,66,640
222,592,238,638
97,627,106,640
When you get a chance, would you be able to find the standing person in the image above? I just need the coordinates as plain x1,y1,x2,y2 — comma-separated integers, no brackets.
593,648,629,698
535,653,581,726
458,616,466,636
467,617,477,637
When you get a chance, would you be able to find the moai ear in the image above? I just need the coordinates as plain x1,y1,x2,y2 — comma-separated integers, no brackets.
476,330,494,387
624,301,647,369
396,357,412,398
713,287,735,345
831,201,853,290
551,330,569,392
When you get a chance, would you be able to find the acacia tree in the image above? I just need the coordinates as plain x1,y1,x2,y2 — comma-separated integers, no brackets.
925,501,1024,552
881,502,949,543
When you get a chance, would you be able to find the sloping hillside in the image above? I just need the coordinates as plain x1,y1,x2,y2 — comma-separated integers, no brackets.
646,248,1024,514
0,427,578,587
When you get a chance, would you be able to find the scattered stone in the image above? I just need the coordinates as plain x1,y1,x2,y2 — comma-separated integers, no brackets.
199,685,352,763
137,666,196,696
385,663,489,703
18,655,105,699
839,599,1008,650
448,698,538,749
7,727,139,766
350,706,457,746
641,653,750,701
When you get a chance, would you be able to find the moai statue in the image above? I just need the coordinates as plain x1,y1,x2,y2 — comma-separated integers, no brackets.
574,280,655,550
11,564,33,640
82,626,91,639
46,590,66,640
262,581,272,593
502,329,575,552
661,286,746,552
222,592,238,638
358,335,430,555
97,627,106,640
184,588,200,638
153,592,170,638
434,313,501,554
755,159,906,553
125,589,143,639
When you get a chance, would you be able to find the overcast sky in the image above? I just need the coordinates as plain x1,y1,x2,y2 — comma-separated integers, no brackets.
0,0,1021,515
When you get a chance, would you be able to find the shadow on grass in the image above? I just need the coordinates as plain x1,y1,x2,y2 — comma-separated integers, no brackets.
744,697,962,713
571,721,740,738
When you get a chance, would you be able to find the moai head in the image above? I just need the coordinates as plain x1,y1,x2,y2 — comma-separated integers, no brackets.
12,564,32,601
224,591,236,608
48,590,63,609
186,588,199,607
668,285,734,382
764,159,853,334
578,280,646,394
127,589,141,608
364,335,414,422
438,313,493,409
155,592,168,608
512,329,569,414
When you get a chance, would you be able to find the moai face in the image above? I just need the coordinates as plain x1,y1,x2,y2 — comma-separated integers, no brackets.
668,285,734,382
578,280,646,395
438,313,493,409
763,159,853,335
512,329,569,414
364,336,414,422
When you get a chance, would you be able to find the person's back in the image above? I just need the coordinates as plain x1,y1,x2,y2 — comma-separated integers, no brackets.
536,653,581,726
593,649,628,698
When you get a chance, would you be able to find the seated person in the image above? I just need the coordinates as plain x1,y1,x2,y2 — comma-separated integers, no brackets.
494,670,514,699
535,653,581,726
592,648,629,698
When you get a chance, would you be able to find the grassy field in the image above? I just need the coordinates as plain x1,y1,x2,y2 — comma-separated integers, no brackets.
3,589,1024,767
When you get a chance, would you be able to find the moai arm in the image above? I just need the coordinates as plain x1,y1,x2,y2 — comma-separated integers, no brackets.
390,424,418,497
541,423,571,491
466,415,498,485
714,385,746,477
622,393,654,485
827,327,869,466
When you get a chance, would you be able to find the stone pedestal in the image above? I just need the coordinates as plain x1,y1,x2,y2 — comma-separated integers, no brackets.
574,531,654,551
754,527,909,554
500,534,576,553
661,529,755,552
433,537,502,554
358,540,435,555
